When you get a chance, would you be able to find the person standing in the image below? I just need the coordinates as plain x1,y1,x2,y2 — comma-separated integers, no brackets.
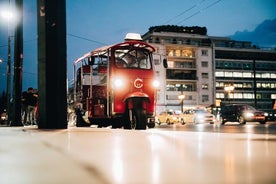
21,91,28,125
26,87,38,125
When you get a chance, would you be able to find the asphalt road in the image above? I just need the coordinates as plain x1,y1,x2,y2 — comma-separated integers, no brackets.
1,121,276,183
155,121,276,134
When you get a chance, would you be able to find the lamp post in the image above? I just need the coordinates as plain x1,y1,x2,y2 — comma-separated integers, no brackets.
1,7,13,124
224,85,235,103
178,93,185,113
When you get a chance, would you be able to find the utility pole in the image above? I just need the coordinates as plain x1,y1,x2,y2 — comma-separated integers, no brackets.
11,0,23,126
6,0,12,125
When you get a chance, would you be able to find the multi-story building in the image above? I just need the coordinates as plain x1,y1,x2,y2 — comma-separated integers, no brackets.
142,25,276,115
213,41,276,114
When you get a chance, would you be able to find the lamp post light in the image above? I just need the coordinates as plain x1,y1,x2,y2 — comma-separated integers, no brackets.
224,85,235,103
178,93,185,113
1,6,14,124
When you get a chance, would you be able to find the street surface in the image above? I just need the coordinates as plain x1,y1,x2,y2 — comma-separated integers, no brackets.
0,121,276,184
155,121,276,134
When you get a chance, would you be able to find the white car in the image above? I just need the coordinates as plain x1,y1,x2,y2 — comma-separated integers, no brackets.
179,109,215,124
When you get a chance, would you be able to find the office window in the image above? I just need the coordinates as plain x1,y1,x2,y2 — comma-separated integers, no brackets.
233,72,242,77
225,72,233,77
216,93,225,98
215,71,224,77
243,93,254,99
243,72,252,78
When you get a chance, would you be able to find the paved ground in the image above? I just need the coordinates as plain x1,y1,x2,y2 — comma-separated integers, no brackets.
0,126,276,184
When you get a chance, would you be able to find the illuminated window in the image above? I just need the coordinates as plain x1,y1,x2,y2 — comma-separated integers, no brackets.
243,72,252,78
234,93,243,99
243,93,254,99
167,61,174,68
261,73,270,78
225,72,232,77
182,49,193,57
175,50,181,57
168,50,174,57
202,84,208,89
216,93,225,98
215,71,224,77
233,72,242,77
234,83,242,88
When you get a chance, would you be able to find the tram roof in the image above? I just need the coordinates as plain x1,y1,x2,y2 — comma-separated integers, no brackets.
74,41,155,64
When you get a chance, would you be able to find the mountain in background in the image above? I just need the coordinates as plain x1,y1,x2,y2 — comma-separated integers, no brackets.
230,19,276,48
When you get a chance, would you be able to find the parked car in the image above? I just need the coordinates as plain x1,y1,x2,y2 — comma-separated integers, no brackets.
220,104,268,124
155,111,179,125
179,109,215,124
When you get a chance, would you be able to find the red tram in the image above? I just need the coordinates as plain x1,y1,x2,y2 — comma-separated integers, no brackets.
73,33,165,129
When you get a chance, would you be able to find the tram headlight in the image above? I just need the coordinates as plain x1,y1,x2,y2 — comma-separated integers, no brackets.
112,77,125,89
152,80,160,88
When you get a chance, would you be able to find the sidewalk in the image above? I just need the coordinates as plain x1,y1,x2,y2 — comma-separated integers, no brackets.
0,126,276,184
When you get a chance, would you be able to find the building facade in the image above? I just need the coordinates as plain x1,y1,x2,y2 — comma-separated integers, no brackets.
142,26,276,115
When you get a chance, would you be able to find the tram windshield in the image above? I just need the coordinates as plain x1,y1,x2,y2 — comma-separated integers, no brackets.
115,48,152,69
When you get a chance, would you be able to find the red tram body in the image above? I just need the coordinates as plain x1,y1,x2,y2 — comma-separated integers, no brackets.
73,33,161,129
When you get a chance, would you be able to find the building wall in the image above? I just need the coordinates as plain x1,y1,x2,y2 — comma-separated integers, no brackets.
143,30,276,115
145,32,214,114
215,49,276,113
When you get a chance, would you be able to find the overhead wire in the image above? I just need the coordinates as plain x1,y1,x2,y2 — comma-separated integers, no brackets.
163,0,223,25
67,33,106,46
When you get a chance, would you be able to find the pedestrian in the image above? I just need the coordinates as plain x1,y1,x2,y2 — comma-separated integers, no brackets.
26,87,38,125
21,91,28,125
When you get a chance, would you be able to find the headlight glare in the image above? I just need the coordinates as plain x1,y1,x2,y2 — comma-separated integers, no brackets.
152,80,160,88
245,112,254,118
112,77,124,89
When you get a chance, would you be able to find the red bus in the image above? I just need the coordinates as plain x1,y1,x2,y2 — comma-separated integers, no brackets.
73,33,165,129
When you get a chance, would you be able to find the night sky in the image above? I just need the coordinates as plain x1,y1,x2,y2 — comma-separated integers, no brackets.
0,0,276,93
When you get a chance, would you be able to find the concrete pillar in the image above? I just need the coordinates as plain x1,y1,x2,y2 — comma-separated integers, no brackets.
37,0,67,129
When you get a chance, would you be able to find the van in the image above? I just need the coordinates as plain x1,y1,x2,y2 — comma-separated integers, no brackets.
220,104,267,124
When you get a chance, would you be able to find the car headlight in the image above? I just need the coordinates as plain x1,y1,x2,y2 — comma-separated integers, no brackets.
245,112,254,118
264,112,268,116
196,114,204,120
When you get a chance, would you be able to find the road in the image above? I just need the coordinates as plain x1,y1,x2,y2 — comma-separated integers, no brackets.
0,121,276,183
155,121,276,134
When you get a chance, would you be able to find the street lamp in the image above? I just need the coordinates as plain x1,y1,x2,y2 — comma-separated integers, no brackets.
224,85,235,103
1,6,14,124
178,93,185,113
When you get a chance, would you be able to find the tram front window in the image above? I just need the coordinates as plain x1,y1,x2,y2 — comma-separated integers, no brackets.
115,49,151,69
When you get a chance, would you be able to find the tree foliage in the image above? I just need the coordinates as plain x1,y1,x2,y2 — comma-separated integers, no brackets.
148,25,207,35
